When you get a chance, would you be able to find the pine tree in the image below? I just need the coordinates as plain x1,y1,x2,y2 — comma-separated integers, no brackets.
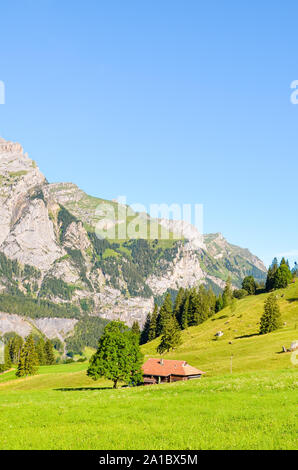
157,315,182,355
242,276,257,295
16,335,39,377
140,313,151,345
173,288,184,323
260,294,282,334
148,304,158,341
8,334,23,364
273,261,292,289
188,288,200,326
215,294,224,312
44,339,55,365
222,277,233,308
266,258,279,291
156,292,173,336
197,285,211,324
180,294,189,330
36,338,46,366
131,321,141,340
292,262,298,279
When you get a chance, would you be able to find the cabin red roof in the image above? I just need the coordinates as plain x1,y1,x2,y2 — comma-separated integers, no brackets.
142,358,205,377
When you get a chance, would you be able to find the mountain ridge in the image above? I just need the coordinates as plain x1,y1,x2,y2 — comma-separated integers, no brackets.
0,137,267,343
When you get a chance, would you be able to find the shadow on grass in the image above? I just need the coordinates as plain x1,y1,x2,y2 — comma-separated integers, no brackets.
55,387,112,391
235,332,259,339
55,385,128,392
287,298,298,303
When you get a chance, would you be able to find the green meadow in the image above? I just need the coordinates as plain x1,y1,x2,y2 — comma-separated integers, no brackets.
0,283,297,450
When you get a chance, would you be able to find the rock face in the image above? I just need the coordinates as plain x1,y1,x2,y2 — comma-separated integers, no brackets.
0,137,267,340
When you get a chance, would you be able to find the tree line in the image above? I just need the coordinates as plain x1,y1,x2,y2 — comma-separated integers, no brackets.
0,333,56,376
138,283,233,354
138,256,297,349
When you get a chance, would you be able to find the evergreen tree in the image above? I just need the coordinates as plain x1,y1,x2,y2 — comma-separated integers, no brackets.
36,338,46,366
16,335,39,377
173,288,184,323
215,294,224,312
260,294,282,334
157,314,182,355
87,321,143,388
131,321,141,339
180,294,189,330
273,262,292,289
292,262,298,279
140,313,151,345
266,258,279,291
156,292,173,335
222,277,233,308
242,276,257,295
7,334,23,364
188,288,200,326
148,304,158,341
44,339,55,365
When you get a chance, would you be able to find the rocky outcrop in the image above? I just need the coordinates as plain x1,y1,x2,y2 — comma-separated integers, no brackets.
0,136,267,334
1,198,64,271
0,312,77,342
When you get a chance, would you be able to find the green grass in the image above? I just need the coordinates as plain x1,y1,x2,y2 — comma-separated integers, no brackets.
0,283,297,450
0,368,296,449
142,282,298,376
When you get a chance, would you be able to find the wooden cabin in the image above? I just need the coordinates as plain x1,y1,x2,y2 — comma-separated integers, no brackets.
142,358,205,385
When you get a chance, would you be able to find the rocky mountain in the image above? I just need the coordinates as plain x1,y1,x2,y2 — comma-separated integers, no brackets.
0,137,267,348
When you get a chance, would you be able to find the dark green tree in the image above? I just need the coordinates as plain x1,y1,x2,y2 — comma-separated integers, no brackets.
242,276,257,295
16,335,39,377
292,261,298,279
131,321,141,339
180,294,189,330
260,294,282,334
156,292,173,335
266,258,279,291
173,288,184,323
44,339,55,365
222,277,233,308
140,313,151,345
273,262,292,289
148,304,158,341
233,288,248,299
157,315,182,355
7,334,23,364
215,294,224,312
87,321,143,388
36,338,46,365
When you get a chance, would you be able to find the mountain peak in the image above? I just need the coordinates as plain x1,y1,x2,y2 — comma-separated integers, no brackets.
0,137,24,155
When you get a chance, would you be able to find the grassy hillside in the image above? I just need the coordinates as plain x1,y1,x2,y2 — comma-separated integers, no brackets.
0,283,297,450
142,282,298,375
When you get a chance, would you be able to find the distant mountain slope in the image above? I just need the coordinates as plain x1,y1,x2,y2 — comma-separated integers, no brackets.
0,137,267,338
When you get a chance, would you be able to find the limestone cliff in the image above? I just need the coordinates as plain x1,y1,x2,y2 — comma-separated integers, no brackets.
0,137,267,345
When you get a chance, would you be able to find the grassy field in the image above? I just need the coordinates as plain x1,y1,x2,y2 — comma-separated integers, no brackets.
0,367,296,450
0,284,297,450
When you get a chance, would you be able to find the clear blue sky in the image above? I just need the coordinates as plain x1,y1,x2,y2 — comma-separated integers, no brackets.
0,0,297,267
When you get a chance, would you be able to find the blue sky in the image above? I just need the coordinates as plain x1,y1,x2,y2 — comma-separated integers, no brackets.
0,0,297,267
